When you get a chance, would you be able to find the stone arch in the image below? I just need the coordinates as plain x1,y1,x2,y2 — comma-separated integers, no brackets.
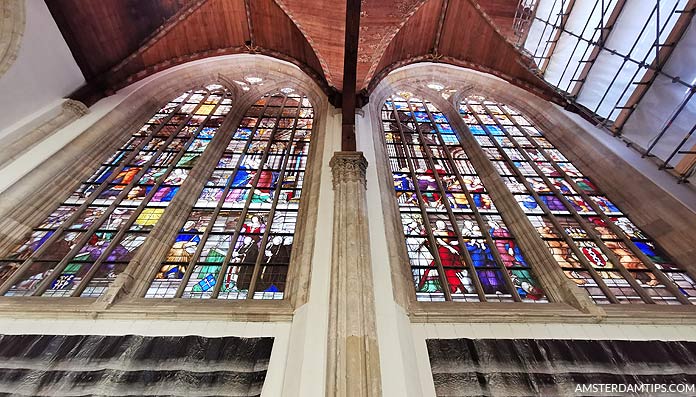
0,0,25,78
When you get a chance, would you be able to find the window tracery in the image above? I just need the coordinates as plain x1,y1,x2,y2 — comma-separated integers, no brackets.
459,95,696,305
0,85,314,302
146,92,313,300
383,93,547,303
0,85,233,297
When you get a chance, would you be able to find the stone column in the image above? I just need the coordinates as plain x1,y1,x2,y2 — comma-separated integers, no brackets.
0,99,89,169
327,151,382,397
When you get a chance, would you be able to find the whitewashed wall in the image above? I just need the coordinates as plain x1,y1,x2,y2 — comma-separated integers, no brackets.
0,0,84,140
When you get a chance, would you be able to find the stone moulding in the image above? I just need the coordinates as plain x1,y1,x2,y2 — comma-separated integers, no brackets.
0,0,25,78
0,99,89,170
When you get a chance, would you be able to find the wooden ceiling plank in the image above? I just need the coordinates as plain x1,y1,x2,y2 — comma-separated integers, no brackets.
108,0,212,76
53,0,563,108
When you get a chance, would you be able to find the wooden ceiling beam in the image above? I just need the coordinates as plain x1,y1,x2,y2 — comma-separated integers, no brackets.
244,0,255,46
341,0,361,151
433,0,450,55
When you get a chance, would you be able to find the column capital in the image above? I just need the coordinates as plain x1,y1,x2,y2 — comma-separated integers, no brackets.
329,151,368,189
62,99,89,118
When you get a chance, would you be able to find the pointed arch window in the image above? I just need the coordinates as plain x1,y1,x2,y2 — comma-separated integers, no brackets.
0,85,234,297
0,86,314,302
459,95,696,305
383,93,547,303
145,92,313,300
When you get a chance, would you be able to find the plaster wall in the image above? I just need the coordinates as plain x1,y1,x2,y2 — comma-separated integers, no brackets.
0,0,84,140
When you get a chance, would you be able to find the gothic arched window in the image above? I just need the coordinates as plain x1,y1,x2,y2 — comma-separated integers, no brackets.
383,93,547,303
0,85,234,297
459,95,696,305
0,86,314,302
145,91,313,300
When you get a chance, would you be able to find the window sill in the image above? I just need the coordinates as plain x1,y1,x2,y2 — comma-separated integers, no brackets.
409,301,696,325
0,296,295,322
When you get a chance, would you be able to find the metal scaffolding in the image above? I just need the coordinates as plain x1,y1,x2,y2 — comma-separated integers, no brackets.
514,0,696,183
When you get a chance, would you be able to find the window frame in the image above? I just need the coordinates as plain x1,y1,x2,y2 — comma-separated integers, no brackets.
380,94,548,304
369,82,696,324
0,78,328,321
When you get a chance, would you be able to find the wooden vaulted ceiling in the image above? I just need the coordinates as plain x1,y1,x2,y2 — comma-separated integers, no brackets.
45,0,559,105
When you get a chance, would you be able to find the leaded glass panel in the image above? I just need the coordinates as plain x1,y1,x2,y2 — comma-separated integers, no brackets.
460,96,696,305
384,94,547,303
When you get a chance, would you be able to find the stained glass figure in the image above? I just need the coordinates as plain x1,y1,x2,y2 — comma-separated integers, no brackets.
145,92,312,300
460,97,696,305
383,95,547,303
0,85,235,298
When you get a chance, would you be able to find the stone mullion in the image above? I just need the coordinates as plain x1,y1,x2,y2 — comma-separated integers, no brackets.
490,105,655,304
0,94,194,296
0,97,185,260
404,100,495,301
327,151,382,397
390,105,456,301
0,98,162,256
63,95,220,298
499,106,692,305
439,96,600,311
421,100,524,302
107,93,251,302
462,102,623,304
246,101,302,298
169,99,272,299
209,96,288,299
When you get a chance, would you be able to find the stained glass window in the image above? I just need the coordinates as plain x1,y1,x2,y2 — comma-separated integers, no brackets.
0,85,235,298
383,94,547,303
145,92,312,300
460,96,696,305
